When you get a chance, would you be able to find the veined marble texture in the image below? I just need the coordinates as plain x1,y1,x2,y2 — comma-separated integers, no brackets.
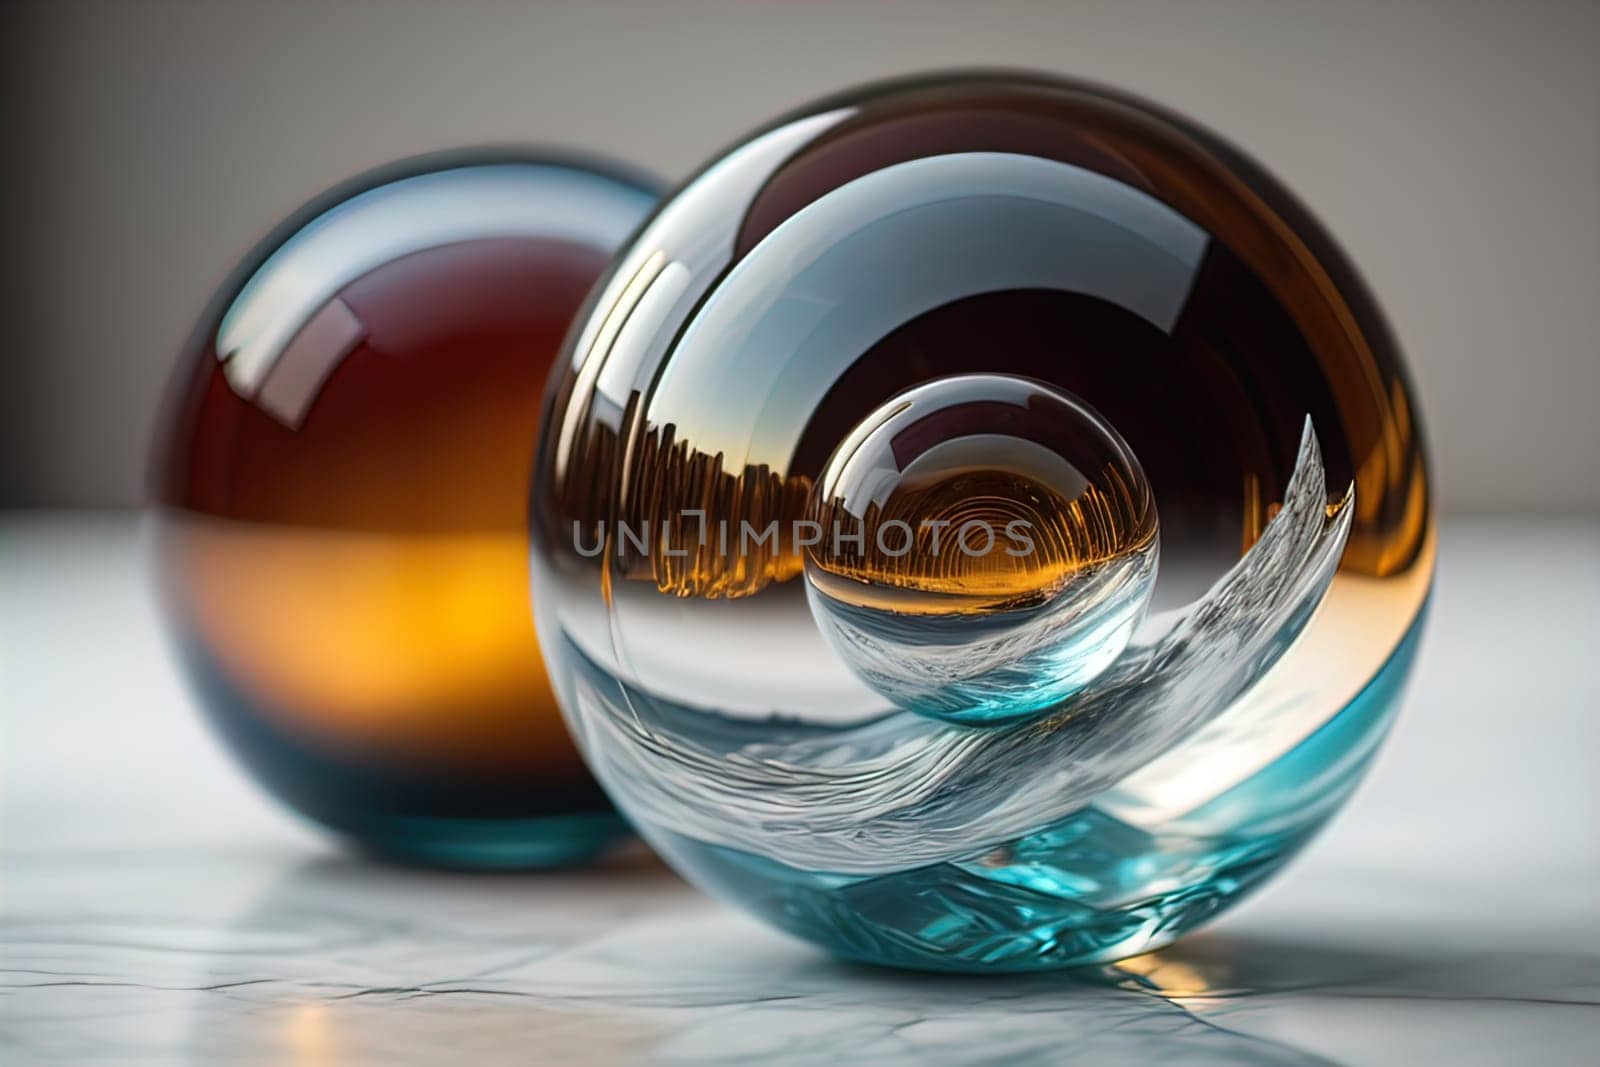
2,515,1597,1065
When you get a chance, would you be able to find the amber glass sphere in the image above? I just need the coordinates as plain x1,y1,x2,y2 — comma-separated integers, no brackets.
529,74,1433,970
151,153,658,867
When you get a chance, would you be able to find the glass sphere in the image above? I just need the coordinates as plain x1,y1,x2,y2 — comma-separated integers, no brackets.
804,374,1157,724
529,73,1433,970
151,153,658,868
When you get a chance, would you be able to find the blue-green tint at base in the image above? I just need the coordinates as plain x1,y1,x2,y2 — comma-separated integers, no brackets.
647,607,1426,973
352,813,631,871
173,630,629,872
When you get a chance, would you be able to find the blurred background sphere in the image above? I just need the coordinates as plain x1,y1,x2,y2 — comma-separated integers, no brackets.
150,153,658,868
529,73,1433,970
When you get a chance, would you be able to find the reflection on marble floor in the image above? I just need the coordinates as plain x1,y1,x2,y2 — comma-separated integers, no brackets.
4,849,1597,1065
2,516,1598,1064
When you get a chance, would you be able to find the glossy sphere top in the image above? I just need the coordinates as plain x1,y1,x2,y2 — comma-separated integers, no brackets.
153,154,657,866
532,71,1431,731
529,74,1433,967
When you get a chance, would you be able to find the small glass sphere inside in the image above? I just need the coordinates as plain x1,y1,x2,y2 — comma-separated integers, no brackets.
529,74,1433,971
805,374,1157,724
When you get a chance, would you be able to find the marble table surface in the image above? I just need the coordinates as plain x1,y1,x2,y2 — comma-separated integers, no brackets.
2,513,1596,1065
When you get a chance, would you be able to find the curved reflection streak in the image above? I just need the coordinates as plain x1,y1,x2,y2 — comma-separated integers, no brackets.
219,165,651,399
567,419,1352,874
649,152,1208,476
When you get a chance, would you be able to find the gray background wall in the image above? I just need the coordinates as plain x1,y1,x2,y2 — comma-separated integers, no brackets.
2,0,1595,513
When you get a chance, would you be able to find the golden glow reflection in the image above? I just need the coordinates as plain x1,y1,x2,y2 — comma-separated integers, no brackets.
808,467,1156,615
284,1002,335,1067
163,515,578,774
1116,952,1216,999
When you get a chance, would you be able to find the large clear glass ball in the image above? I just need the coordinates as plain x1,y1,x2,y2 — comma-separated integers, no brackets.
529,73,1433,971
